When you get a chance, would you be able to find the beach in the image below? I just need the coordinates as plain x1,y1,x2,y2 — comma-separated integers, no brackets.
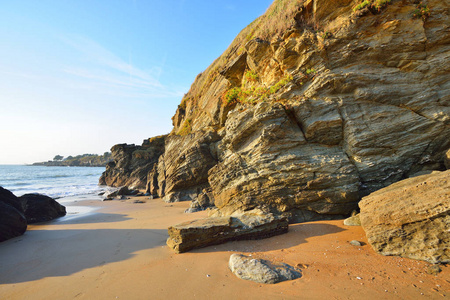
0,197,448,300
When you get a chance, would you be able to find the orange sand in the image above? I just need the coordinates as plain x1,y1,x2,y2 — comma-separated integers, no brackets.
0,197,448,299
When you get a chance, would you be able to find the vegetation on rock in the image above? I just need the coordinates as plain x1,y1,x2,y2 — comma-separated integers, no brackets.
353,0,392,12
413,2,430,21
177,118,192,136
222,73,294,105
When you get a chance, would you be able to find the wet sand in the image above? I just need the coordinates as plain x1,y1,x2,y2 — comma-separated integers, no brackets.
0,197,448,299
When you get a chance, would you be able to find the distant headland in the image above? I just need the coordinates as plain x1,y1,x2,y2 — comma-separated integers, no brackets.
32,153,112,167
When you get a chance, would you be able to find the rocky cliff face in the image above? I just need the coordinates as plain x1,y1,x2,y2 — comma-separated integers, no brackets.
102,0,450,222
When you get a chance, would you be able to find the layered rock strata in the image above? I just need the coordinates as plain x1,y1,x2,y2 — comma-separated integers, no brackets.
359,170,450,264
167,210,288,253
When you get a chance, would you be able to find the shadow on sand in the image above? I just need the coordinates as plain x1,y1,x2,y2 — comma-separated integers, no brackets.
0,228,168,284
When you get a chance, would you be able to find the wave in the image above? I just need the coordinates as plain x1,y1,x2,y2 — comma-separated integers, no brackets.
0,165,106,201
9,182,31,187
36,174,75,179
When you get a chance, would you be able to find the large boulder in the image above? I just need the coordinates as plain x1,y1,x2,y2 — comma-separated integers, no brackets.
18,194,66,224
359,170,450,264
229,254,302,284
0,187,27,242
167,210,288,253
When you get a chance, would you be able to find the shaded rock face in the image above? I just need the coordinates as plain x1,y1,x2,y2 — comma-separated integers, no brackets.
167,210,288,253
185,188,215,213
359,170,450,264
99,135,166,190
0,187,27,242
19,194,66,224
229,254,302,284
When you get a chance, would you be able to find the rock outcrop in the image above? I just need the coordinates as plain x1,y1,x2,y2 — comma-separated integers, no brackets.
229,254,302,284
18,194,66,223
99,135,166,190
101,0,450,223
167,210,288,253
0,187,27,242
359,170,450,264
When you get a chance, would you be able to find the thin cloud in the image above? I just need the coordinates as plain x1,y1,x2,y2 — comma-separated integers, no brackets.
59,35,181,98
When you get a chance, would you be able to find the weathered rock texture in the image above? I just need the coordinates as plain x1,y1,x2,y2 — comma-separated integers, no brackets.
167,210,288,253
229,254,302,284
157,130,220,202
359,170,450,264
19,194,66,224
0,187,27,242
102,0,450,222
99,135,166,190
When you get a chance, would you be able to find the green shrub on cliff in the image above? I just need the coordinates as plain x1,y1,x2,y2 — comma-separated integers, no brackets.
353,0,392,12
413,3,430,21
244,70,259,83
177,118,192,136
269,74,293,94
222,73,293,105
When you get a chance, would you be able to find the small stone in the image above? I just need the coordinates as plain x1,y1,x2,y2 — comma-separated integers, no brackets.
427,264,442,275
350,240,362,247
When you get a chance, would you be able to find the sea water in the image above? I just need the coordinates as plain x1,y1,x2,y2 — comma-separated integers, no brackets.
0,165,110,203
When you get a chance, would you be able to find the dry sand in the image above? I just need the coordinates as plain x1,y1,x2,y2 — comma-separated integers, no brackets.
0,197,448,300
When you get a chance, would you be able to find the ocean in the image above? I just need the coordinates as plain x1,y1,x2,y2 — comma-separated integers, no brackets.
0,165,110,203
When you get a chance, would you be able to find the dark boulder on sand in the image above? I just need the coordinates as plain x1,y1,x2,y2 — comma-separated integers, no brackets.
18,194,66,223
0,187,27,242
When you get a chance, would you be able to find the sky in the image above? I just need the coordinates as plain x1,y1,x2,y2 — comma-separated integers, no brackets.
0,0,274,164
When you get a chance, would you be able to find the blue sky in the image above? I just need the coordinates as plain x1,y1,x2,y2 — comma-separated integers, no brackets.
0,0,273,164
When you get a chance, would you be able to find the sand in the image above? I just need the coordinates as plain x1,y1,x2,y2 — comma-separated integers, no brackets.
0,197,448,300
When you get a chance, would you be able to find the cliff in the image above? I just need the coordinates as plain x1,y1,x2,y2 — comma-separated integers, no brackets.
101,0,450,223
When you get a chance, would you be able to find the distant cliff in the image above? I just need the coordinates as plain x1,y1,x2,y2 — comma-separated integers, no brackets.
33,153,112,167
101,0,450,223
